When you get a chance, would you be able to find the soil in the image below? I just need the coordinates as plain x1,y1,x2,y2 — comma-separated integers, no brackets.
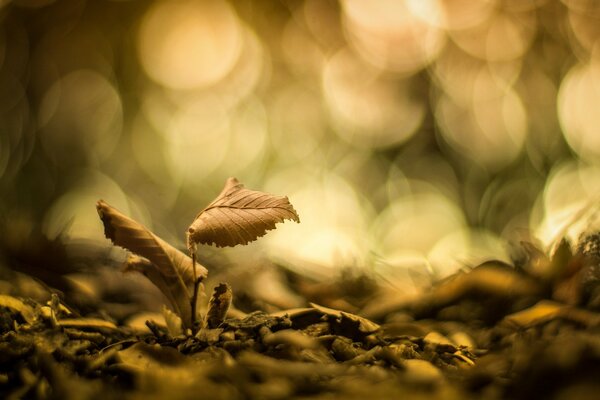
1,239,599,400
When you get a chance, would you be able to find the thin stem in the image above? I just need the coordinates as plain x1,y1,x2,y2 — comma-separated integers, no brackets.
191,252,198,332
192,251,197,282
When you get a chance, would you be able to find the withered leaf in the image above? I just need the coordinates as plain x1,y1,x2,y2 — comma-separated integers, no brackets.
0,294,36,324
187,177,300,248
503,300,564,328
122,254,204,325
309,302,380,334
204,283,232,329
97,200,208,328
57,317,118,330
503,300,600,328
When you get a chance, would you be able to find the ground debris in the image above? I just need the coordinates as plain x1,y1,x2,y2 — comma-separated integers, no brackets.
2,239,600,399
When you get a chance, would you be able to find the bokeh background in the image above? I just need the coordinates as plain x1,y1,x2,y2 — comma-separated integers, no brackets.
2,0,600,289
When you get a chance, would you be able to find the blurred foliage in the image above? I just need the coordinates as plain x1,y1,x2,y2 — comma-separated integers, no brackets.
2,0,600,282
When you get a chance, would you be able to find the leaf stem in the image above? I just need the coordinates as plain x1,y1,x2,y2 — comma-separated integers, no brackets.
191,252,199,332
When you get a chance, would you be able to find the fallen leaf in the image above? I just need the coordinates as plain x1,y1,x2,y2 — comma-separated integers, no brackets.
309,302,380,334
261,329,320,349
187,177,299,248
114,342,229,398
57,317,118,330
418,261,542,310
503,300,600,328
97,200,207,328
116,342,193,378
0,294,36,324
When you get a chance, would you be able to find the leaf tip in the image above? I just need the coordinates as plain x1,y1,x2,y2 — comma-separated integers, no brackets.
96,199,116,241
96,199,107,214
227,177,240,185
287,201,300,223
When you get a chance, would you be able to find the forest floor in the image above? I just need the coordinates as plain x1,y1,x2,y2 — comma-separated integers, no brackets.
1,237,599,400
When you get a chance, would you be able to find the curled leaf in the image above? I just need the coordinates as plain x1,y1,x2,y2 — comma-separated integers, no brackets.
97,200,207,328
123,254,197,323
204,283,232,329
187,177,300,249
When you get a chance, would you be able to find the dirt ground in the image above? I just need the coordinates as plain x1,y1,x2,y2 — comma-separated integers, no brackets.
1,236,599,400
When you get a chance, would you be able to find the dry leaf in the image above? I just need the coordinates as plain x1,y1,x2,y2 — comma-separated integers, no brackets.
309,302,380,334
187,177,299,248
162,304,183,337
57,318,118,330
123,254,204,325
204,283,232,329
97,200,208,328
0,294,36,324
503,300,600,328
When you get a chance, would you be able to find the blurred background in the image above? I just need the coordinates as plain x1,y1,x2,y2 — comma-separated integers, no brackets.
2,0,600,303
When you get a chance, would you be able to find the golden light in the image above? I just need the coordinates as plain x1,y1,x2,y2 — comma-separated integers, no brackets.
130,103,182,201
303,0,344,49
220,98,268,175
137,0,242,90
42,170,132,241
38,69,123,162
281,17,325,76
438,0,496,31
323,49,425,149
558,60,600,161
164,95,231,187
3,0,593,293
341,0,446,75
371,181,466,270
434,57,527,170
564,0,600,55
519,66,561,161
270,83,327,162
213,27,266,108
449,8,536,62
428,228,508,277
432,44,521,104
532,161,600,246
264,170,372,277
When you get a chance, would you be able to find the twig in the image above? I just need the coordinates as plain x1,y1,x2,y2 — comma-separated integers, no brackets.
190,252,200,333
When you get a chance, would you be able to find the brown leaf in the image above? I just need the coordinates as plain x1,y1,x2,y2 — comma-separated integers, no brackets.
57,317,118,330
123,254,203,324
204,283,232,329
0,294,36,324
503,300,600,328
187,177,300,248
97,200,208,328
309,302,380,334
